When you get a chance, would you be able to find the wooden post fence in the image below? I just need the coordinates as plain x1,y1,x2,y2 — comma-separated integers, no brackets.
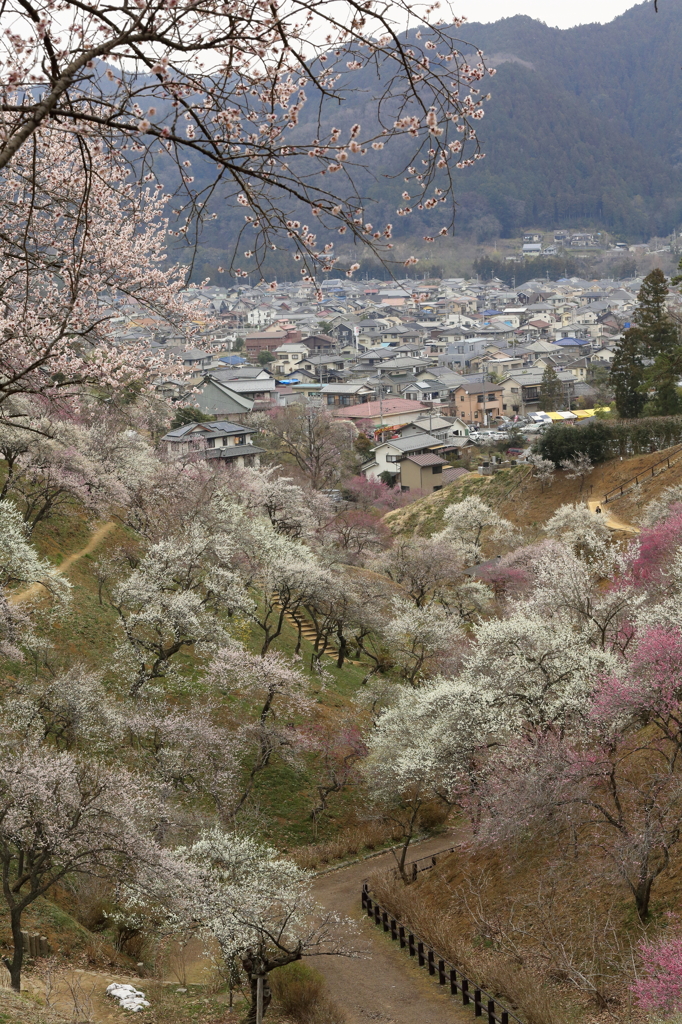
361,883,521,1024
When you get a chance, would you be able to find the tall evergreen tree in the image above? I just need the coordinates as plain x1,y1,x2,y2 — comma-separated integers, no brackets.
630,269,678,358
539,364,564,412
628,270,682,415
609,332,645,419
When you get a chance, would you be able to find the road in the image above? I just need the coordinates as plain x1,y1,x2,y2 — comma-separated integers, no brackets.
310,835,471,1024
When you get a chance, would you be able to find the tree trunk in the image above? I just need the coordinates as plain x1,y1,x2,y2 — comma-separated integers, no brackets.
336,629,347,669
8,910,24,991
634,874,653,922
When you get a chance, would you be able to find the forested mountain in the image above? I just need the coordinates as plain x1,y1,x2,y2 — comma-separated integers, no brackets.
194,1,682,275
448,1,682,240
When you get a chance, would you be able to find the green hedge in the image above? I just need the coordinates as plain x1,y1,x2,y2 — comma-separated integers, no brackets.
536,416,682,466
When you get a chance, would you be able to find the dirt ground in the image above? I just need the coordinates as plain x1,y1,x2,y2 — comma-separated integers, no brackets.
310,834,472,1024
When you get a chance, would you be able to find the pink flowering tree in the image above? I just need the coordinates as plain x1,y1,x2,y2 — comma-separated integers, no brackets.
593,626,682,749
628,509,682,594
634,936,682,1014
0,1,493,280
0,129,194,412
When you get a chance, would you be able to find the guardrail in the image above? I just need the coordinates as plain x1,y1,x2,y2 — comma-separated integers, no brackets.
603,444,682,504
361,884,524,1024
395,845,459,883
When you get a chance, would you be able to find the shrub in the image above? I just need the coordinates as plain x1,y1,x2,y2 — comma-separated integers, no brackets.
536,416,682,467
536,421,613,466
270,961,345,1024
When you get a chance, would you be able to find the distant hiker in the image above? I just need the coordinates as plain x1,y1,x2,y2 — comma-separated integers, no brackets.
595,506,602,514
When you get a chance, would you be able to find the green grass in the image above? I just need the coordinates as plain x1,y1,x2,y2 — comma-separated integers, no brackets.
14,510,375,851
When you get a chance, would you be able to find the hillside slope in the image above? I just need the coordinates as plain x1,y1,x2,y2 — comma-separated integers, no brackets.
385,446,682,537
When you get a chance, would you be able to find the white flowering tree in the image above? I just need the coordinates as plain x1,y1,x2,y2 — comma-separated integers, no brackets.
6,665,120,751
234,518,330,656
530,543,642,653
0,416,156,534
208,647,314,814
435,495,516,563
230,469,333,541
544,503,611,561
0,741,162,991
383,599,463,686
527,453,556,490
465,609,616,732
560,452,594,492
376,536,470,607
126,703,240,821
365,677,498,873
111,526,252,696
183,830,352,1022
0,500,69,658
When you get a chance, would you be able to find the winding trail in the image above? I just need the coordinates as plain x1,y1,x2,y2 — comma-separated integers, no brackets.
311,834,471,1024
586,500,639,535
9,521,115,605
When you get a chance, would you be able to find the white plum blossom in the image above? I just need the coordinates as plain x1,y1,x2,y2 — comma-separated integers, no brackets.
383,599,463,686
180,829,351,1023
544,503,612,561
112,526,252,696
435,495,517,562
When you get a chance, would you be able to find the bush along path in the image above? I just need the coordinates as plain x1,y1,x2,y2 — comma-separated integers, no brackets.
310,834,472,1024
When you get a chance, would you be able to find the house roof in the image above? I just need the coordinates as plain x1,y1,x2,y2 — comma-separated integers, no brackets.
404,452,448,467
402,414,457,432
552,337,591,347
374,433,444,453
332,399,429,419
320,383,374,394
161,420,253,442
182,348,212,360
453,381,503,395
442,466,471,484
211,377,277,392
205,444,265,460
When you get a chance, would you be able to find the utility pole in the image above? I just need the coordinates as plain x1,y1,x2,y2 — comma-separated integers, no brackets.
256,975,264,1024
378,366,384,437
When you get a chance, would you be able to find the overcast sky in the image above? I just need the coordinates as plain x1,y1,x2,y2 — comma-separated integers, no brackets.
455,0,643,30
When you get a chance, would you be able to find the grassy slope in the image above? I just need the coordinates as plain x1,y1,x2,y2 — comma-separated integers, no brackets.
15,509,372,850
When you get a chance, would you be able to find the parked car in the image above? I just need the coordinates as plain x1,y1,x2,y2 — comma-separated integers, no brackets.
521,423,547,435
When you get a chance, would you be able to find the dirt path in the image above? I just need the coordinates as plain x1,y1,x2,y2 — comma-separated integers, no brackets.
586,500,639,535
9,522,115,605
311,834,471,1024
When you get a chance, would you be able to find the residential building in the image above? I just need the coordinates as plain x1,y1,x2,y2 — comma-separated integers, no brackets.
499,368,577,416
334,398,430,433
161,421,263,468
399,452,449,493
270,342,310,376
362,432,445,481
452,381,504,425
244,326,302,359
321,383,376,407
